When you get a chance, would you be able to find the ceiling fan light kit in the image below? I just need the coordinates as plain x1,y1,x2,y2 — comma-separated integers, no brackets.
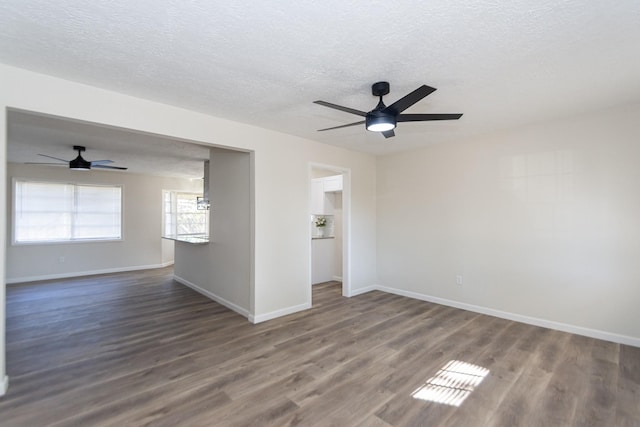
365,112,396,132
314,81,463,138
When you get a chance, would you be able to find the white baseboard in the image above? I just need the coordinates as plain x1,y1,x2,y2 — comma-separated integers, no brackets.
376,285,640,348
250,302,311,324
173,275,249,319
332,275,343,282
347,285,376,297
0,376,8,396
6,261,175,285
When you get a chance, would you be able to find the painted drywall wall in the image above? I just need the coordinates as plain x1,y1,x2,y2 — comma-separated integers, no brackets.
174,147,252,316
333,194,343,280
0,63,378,388
5,163,201,283
0,109,6,395
161,238,175,265
377,103,640,344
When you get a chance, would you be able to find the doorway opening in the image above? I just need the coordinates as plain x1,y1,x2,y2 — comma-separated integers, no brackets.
309,164,350,303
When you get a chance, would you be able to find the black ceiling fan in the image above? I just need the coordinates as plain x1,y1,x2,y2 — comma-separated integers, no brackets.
26,145,128,171
314,82,463,138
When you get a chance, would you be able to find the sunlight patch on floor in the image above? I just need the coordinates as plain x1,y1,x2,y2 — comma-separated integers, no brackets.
411,360,489,407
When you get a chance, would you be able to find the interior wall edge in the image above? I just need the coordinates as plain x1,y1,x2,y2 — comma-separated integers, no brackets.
6,262,174,285
376,284,640,348
173,274,250,320
347,285,377,297
0,375,7,396
250,302,312,324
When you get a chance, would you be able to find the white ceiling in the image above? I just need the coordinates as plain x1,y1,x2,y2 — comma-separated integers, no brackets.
1,0,640,164
7,109,212,179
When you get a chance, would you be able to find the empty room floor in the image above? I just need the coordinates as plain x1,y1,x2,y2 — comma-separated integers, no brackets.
1,267,639,426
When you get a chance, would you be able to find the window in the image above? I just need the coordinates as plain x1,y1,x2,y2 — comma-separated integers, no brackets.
14,180,122,243
163,191,208,237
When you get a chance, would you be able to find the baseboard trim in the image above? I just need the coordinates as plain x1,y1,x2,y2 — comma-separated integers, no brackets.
7,261,175,285
250,302,311,324
332,275,343,282
0,375,8,396
376,285,640,348
173,275,249,319
347,285,377,297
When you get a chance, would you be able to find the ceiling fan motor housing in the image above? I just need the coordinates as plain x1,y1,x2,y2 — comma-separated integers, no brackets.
70,145,91,169
366,82,395,131
70,155,91,170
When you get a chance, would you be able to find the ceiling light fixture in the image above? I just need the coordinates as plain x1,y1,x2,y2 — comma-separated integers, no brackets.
315,81,462,138
366,111,396,132
27,145,128,171
69,145,91,170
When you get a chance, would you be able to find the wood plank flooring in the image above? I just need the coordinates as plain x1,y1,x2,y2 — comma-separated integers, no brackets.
1,267,639,426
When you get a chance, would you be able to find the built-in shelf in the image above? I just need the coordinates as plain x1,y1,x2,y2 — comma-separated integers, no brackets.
162,234,209,245
312,214,335,239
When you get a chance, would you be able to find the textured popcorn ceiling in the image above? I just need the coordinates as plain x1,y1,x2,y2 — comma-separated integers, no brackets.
7,109,212,179
1,0,640,164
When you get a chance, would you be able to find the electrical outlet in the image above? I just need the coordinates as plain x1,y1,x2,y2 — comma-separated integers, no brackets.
58,256,65,263
456,274,463,286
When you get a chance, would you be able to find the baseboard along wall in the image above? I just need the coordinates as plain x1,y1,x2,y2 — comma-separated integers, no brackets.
173,275,250,320
15,264,634,347
250,302,311,324
375,284,640,348
0,376,8,397
6,261,175,285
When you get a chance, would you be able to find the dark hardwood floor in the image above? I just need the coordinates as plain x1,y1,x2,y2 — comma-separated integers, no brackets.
1,267,639,426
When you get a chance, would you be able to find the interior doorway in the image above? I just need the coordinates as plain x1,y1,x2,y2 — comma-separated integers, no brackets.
309,164,350,301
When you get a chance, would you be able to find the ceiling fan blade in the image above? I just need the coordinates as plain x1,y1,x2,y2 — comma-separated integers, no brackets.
25,162,66,165
313,101,367,117
37,153,69,163
90,160,114,165
384,85,437,115
397,113,463,122
382,130,395,138
93,165,128,170
317,120,365,132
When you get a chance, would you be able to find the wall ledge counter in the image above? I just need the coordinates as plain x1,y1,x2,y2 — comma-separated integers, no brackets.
162,235,209,244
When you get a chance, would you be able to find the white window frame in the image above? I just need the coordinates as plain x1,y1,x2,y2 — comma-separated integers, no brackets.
162,190,209,238
12,178,124,245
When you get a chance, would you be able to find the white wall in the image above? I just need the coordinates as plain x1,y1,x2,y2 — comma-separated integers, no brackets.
377,103,640,345
0,108,5,395
5,163,200,283
333,193,343,280
0,63,378,391
174,148,252,317
161,238,175,265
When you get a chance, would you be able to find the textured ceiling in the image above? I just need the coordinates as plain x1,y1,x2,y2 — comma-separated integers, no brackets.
1,0,640,159
8,109,211,179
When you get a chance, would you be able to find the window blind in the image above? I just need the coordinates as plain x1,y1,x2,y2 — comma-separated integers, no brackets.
14,180,122,243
